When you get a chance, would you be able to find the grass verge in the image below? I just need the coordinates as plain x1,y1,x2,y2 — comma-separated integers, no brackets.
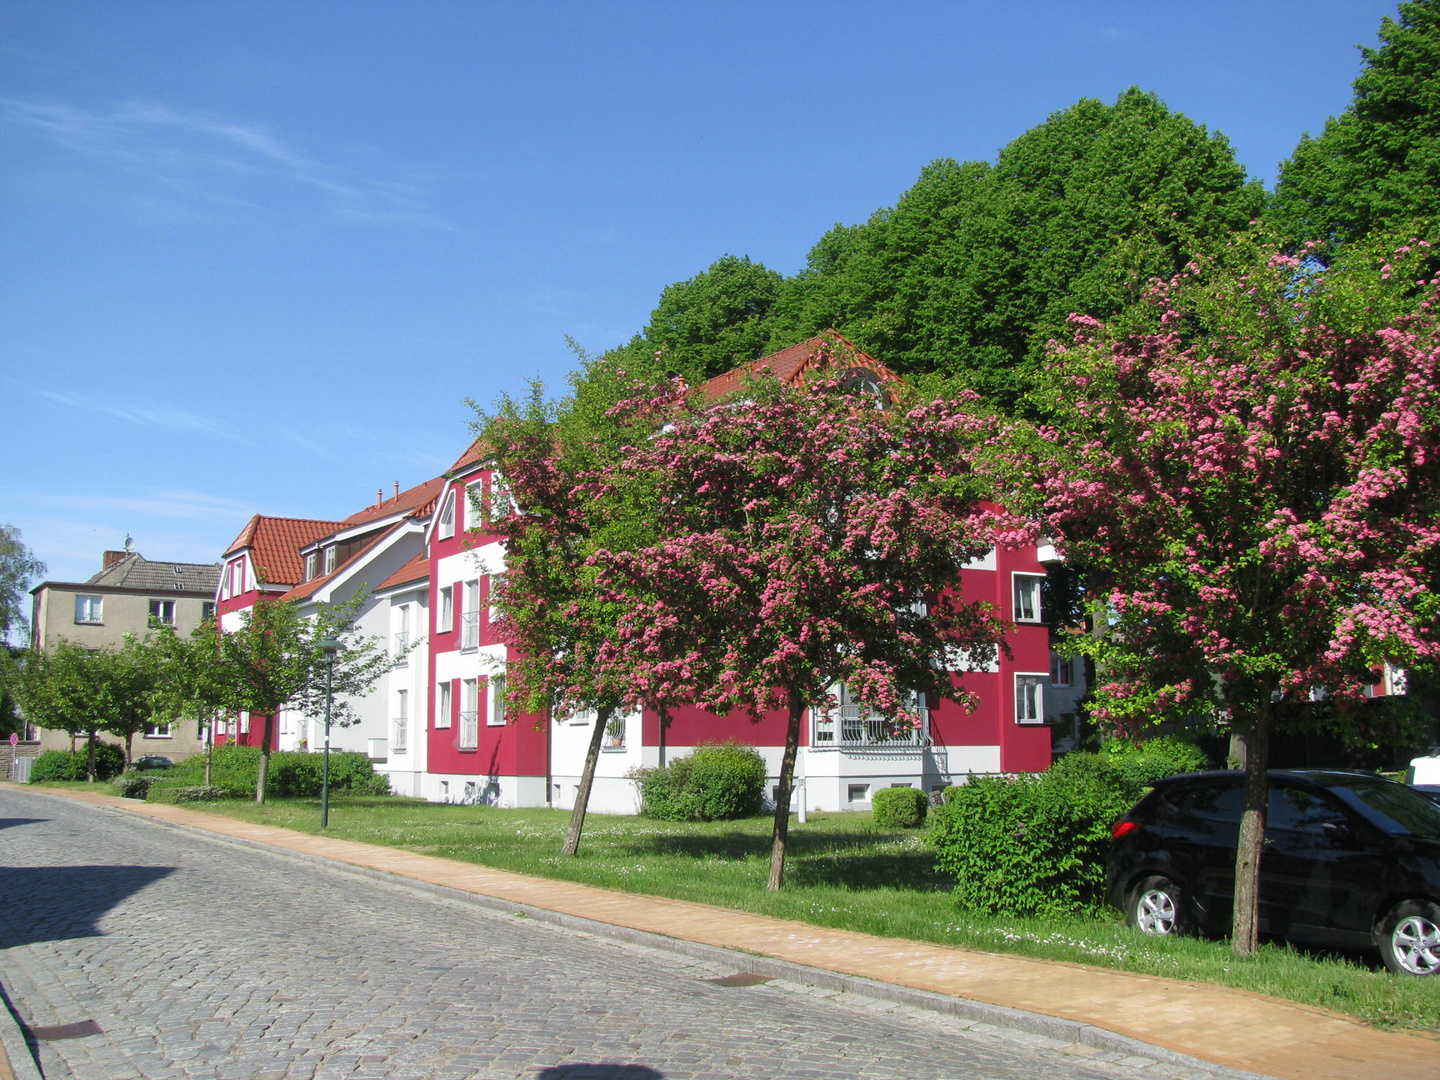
123,795,1440,1032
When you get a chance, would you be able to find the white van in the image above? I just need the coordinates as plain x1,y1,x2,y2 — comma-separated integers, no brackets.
1405,752,1440,786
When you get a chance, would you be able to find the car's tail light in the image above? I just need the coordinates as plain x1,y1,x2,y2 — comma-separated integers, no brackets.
1111,820,1141,839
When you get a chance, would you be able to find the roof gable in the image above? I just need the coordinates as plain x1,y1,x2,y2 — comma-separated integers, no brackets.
698,331,902,402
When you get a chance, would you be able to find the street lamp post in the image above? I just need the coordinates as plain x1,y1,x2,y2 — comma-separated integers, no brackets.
317,637,344,830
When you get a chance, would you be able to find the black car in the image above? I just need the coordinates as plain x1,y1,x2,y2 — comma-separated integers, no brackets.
1107,770,1440,975
132,755,173,770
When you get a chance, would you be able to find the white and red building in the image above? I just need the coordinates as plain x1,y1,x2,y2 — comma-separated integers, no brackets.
213,337,1073,810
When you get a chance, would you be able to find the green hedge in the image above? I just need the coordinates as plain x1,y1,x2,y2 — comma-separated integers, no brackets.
637,742,767,821
872,786,927,827
931,743,1206,917
146,745,390,800
110,773,154,799
30,745,125,783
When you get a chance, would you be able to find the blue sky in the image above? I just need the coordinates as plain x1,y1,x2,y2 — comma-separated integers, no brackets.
1,1,1401,588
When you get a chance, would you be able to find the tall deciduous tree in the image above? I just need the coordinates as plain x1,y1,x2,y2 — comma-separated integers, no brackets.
1272,0,1440,261
0,524,45,647
585,351,1017,890
197,597,389,803
1019,238,1440,954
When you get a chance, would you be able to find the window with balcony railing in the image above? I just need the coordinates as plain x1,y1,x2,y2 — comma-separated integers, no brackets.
392,630,410,665
460,611,479,650
459,710,478,749
812,685,929,747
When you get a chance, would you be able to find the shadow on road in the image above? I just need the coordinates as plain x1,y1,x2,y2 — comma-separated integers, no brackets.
536,1067,663,1079
0,865,175,948
0,818,50,831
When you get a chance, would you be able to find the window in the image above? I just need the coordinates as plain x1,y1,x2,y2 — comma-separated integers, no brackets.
488,674,506,726
1050,653,1071,687
149,599,176,625
143,723,172,738
393,604,410,665
74,595,103,624
323,546,337,575
1013,574,1044,623
231,559,246,596
489,478,514,521
466,480,484,531
436,681,453,729
438,490,456,539
488,573,504,625
201,601,216,620
460,679,479,749
460,580,480,649
1015,674,1046,723
847,784,871,803
304,552,318,581
239,711,251,735
393,690,408,753
603,712,625,748
437,586,454,632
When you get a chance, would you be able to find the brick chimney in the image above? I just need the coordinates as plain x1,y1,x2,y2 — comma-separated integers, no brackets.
102,550,128,570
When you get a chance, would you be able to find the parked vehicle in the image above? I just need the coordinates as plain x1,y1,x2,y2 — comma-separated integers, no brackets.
1107,770,1440,975
132,755,173,770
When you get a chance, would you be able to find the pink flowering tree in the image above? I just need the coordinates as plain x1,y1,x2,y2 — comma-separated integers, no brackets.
1023,238,1440,954
585,356,1019,891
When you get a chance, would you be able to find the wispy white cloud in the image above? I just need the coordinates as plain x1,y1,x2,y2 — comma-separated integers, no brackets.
20,489,255,525
1,97,441,225
33,388,239,439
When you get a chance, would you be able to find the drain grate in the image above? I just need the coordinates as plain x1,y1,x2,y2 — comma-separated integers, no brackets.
705,973,772,987
33,1020,103,1041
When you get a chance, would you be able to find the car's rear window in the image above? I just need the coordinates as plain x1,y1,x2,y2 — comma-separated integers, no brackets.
1327,778,1440,839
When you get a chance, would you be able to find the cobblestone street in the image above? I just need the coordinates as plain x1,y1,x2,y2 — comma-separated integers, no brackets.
0,790,1223,1080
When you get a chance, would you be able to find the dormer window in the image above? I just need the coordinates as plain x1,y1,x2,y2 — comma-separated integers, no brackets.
841,368,889,410
438,490,456,540
323,546,337,575
304,552,318,581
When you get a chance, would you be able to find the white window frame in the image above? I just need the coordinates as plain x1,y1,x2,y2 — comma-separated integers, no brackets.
466,480,484,532
460,579,480,650
149,599,176,625
393,604,410,666
488,572,503,625
436,681,452,729
1015,673,1047,724
1012,573,1044,624
488,674,506,726
460,679,479,749
323,546,337,575
304,552,318,581
393,690,408,753
143,722,172,738
74,595,103,625
438,490,456,540
603,712,625,749
1050,653,1071,687
437,585,453,632
489,476,514,522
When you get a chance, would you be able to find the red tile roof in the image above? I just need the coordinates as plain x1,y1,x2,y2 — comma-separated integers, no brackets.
699,330,902,402
224,515,342,588
339,476,447,529
277,525,398,603
376,552,430,593
446,439,488,475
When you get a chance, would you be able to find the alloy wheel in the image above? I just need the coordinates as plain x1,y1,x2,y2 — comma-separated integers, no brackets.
1135,887,1178,935
1390,914,1440,975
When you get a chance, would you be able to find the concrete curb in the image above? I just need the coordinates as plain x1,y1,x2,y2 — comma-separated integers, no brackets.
107,802,1276,1080
0,980,43,1080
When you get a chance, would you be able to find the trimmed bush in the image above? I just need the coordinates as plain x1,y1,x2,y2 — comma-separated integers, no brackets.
872,785,927,828
29,744,125,783
637,741,767,821
153,745,390,798
931,749,1199,917
170,785,230,803
110,773,154,800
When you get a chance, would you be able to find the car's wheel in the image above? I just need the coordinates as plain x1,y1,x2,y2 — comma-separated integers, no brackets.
1127,876,1189,936
1378,900,1440,976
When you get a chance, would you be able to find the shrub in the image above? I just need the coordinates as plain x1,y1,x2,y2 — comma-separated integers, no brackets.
872,786,927,828
157,745,390,797
170,785,230,803
29,744,126,783
110,774,153,800
931,749,1199,917
637,741,767,821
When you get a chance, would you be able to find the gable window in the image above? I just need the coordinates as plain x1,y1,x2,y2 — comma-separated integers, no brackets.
1012,574,1044,623
231,560,246,595
438,490,456,540
393,690,408,753
74,595,103,624
1050,653,1071,687
149,599,176,626
1015,674,1046,723
436,681,453,729
488,674,506,726
466,480,484,531
490,477,514,521
323,546,337,575
437,585,454,632
304,552,318,581
460,679,479,749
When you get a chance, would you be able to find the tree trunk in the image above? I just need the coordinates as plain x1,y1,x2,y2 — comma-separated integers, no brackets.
562,704,614,857
256,712,275,804
767,687,805,892
1230,704,1271,956
85,731,97,783
204,720,213,786
125,730,134,769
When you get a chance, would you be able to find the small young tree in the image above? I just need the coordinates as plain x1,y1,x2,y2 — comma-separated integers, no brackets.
1022,237,1440,954
15,640,147,781
198,597,390,803
585,363,1016,890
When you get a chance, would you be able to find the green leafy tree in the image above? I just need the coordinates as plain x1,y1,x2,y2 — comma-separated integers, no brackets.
190,597,390,803
767,88,1263,410
1272,0,1440,260
0,524,45,646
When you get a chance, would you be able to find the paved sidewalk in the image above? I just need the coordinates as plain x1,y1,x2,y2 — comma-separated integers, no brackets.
16,785,1440,1080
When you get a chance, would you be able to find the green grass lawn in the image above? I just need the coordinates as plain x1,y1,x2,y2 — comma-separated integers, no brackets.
151,794,1440,1033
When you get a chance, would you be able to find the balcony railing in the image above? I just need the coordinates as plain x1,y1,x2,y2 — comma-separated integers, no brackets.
459,709,479,750
392,630,410,665
392,718,408,753
460,612,479,651
813,707,929,748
